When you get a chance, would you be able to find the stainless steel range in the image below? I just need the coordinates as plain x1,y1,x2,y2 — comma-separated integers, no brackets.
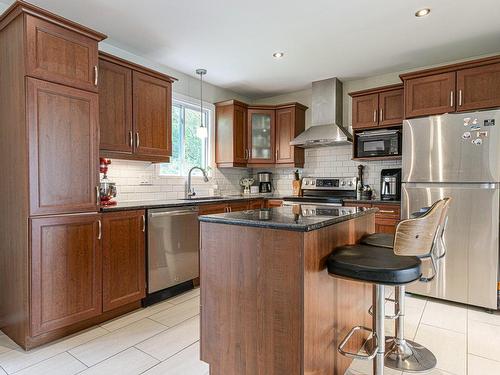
283,177,357,207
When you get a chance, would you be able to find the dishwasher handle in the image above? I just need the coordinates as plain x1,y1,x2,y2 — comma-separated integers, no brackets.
149,209,198,218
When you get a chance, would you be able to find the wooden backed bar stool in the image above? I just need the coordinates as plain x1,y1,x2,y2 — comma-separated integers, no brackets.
361,197,451,373
327,199,447,375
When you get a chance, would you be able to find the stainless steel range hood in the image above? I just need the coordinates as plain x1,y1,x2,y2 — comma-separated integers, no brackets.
290,78,352,148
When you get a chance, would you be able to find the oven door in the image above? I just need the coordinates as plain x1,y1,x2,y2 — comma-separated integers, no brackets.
357,129,401,158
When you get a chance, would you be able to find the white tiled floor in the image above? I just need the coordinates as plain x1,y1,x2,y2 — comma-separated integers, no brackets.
0,287,499,375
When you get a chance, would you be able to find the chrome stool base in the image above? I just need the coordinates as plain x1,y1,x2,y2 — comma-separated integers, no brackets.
384,337,437,372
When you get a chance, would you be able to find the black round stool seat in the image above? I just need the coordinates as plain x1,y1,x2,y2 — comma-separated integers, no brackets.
327,245,422,285
361,233,395,249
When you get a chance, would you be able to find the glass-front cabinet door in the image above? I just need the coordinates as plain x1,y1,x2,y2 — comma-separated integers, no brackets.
247,108,275,164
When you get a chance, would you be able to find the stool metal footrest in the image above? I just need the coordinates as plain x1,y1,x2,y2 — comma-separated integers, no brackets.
338,326,378,360
368,297,400,320
385,337,437,372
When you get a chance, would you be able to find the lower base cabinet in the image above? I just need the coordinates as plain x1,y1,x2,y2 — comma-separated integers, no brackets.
30,214,103,337
102,210,146,312
29,210,146,340
344,202,400,233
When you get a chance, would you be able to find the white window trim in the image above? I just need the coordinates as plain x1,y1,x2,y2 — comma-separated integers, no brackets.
155,92,216,178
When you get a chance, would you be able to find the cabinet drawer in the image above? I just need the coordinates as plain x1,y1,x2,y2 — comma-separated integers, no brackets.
198,203,227,215
25,15,99,92
373,204,400,219
248,199,265,210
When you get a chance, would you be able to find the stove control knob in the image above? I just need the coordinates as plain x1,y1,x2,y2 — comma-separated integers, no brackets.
348,181,353,186
311,180,316,185
305,180,309,185
341,180,346,186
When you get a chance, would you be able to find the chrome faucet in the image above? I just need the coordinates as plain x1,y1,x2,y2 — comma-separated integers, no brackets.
186,166,209,199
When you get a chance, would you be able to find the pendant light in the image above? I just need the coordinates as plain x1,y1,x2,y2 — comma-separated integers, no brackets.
196,68,208,139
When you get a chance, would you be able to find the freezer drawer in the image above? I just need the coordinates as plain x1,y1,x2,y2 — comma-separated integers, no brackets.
147,206,199,293
402,183,499,309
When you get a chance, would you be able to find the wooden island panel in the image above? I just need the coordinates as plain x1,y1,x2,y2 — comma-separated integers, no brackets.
200,212,375,375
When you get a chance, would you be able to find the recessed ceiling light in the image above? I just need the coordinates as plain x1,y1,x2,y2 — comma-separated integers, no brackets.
272,52,284,59
415,8,431,17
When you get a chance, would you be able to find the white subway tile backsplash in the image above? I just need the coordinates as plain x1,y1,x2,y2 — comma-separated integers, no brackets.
107,145,400,202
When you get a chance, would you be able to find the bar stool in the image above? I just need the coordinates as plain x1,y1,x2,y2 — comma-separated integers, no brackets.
361,198,451,372
327,199,447,374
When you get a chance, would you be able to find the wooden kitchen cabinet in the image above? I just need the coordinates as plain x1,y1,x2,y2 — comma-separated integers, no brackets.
102,210,146,312
198,203,228,215
400,56,500,118
456,62,500,112
25,15,102,92
98,58,133,154
99,52,176,162
215,100,248,167
133,71,172,159
248,199,265,210
27,78,99,216
248,107,276,165
227,201,249,212
215,101,307,168
30,214,102,337
344,202,400,233
266,199,283,208
275,104,307,167
351,93,379,129
404,72,456,118
379,88,404,126
350,84,404,129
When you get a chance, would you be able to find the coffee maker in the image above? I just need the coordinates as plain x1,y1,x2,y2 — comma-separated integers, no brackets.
380,168,401,201
257,172,273,193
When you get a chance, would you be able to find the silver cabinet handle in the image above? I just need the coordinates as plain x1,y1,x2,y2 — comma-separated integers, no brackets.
244,149,248,160
379,108,383,122
97,219,102,240
96,186,100,205
379,210,396,214
129,131,133,147
458,90,463,106
94,66,98,86
450,91,454,107
136,132,140,148
373,110,377,123
142,215,146,232
275,149,278,161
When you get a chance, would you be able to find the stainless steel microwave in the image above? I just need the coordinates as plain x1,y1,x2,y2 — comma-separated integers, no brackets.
356,129,401,158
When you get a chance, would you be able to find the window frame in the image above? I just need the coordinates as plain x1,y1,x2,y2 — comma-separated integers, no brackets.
156,92,215,178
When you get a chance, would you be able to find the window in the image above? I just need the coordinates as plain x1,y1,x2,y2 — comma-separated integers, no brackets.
159,98,211,176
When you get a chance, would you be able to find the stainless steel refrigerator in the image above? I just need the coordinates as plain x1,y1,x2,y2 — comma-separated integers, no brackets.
402,109,500,310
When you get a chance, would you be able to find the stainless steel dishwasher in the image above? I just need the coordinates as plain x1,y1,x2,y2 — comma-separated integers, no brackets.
147,206,199,295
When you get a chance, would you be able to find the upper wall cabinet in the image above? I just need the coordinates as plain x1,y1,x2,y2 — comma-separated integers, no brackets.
215,100,248,167
98,52,176,162
350,84,403,130
215,101,307,168
247,107,276,165
401,56,500,118
25,15,103,92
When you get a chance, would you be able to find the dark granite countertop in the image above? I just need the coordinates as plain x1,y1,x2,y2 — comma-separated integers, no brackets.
343,199,401,205
198,205,378,232
100,194,283,212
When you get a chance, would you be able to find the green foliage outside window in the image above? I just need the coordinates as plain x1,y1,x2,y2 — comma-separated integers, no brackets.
159,100,209,176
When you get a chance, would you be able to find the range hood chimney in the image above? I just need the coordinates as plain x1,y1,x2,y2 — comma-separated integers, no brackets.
290,77,352,148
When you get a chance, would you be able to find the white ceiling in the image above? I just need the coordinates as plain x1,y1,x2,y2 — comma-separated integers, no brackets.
3,0,500,98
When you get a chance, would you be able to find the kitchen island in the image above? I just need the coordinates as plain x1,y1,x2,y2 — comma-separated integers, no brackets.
199,205,377,375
